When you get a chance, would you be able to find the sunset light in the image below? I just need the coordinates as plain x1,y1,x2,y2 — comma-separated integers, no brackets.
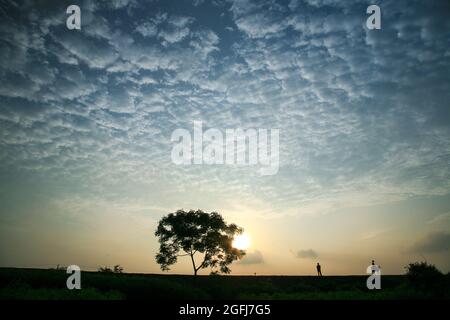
232,233,250,250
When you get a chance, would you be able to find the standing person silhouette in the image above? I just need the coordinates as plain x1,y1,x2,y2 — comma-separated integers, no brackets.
371,260,381,274
316,262,322,276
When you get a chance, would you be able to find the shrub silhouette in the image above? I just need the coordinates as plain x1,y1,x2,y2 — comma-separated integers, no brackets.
405,261,445,297
98,265,124,274
113,265,124,273
98,266,113,273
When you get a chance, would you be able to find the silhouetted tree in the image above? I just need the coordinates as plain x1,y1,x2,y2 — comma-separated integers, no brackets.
155,209,246,276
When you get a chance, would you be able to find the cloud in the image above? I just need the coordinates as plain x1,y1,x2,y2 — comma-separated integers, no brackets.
135,22,158,37
158,27,191,44
296,249,319,259
412,232,450,253
0,0,449,222
234,12,288,38
427,212,450,225
239,250,264,264
51,31,119,69
109,0,135,10
193,0,205,6
361,229,389,240
141,15,196,44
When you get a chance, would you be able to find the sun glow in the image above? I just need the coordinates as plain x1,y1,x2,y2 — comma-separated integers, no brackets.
232,233,250,250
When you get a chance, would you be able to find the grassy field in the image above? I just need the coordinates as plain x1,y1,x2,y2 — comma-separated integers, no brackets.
0,268,448,300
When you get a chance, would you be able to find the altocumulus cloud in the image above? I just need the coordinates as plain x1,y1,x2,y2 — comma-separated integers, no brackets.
0,0,449,224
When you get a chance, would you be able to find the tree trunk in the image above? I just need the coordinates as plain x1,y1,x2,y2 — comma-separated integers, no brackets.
190,253,197,276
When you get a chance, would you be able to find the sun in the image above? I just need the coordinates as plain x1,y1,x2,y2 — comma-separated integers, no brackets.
232,233,250,250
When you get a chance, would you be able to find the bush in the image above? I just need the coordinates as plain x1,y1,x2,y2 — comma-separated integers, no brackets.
405,262,445,298
113,265,124,273
98,265,124,274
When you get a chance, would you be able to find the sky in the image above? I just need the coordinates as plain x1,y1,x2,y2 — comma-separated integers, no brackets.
0,0,449,275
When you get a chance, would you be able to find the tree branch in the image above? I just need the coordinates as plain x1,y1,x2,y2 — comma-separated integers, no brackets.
189,250,198,275
195,252,209,272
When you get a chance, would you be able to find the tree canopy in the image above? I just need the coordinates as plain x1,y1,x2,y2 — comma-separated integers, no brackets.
155,209,245,275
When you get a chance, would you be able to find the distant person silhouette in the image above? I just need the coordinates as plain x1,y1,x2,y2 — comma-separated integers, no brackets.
371,260,381,274
316,262,322,276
